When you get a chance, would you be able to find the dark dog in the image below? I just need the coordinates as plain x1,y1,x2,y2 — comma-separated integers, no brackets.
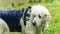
0,6,31,32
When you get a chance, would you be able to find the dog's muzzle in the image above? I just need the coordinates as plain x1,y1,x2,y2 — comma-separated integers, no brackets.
32,21,36,26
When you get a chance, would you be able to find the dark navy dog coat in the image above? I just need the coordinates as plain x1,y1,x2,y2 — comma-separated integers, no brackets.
0,7,31,32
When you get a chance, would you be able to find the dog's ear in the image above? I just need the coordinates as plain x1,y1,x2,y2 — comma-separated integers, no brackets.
45,14,51,21
22,6,31,26
28,6,31,8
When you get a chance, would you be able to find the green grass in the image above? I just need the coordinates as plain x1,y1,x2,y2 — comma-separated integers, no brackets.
42,2,60,34
10,32,21,34
1,1,60,34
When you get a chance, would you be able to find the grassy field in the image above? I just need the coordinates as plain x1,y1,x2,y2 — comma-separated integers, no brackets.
7,1,60,34
42,2,60,34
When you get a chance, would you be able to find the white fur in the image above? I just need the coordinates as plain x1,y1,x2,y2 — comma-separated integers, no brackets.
0,18,10,34
20,18,26,34
20,5,51,34
30,5,51,28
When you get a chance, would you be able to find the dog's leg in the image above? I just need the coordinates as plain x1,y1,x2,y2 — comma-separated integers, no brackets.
3,22,10,34
39,30,42,34
35,27,42,34
0,18,10,34
0,24,4,34
25,21,36,34
20,18,25,34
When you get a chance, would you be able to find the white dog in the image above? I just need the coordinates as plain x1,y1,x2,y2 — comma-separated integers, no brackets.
20,5,51,34
0,18,10,34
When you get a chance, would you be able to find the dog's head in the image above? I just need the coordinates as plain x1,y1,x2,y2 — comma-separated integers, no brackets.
30,5,51,27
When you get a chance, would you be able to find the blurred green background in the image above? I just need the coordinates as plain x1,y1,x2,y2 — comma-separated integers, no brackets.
0,0,60,34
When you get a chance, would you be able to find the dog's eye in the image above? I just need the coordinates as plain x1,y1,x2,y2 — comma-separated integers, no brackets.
39,15,41,18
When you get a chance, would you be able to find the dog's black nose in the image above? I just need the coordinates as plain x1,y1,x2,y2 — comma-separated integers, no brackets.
32,21,36,26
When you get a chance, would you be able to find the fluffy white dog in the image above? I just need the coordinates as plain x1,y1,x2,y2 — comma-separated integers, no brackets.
20,5,51,34
0,18,10,34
